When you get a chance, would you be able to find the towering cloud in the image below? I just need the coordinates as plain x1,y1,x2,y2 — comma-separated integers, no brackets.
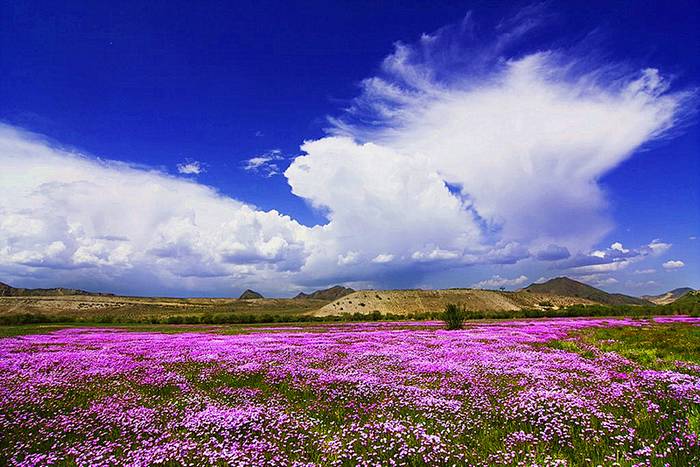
326,15,689,254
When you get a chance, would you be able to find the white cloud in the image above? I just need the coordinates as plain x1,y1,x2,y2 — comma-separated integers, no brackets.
571,260,631,274
286,137,485,280
176,160,204,175
646,239,672,255
337,251,359,266
0,126,309,294
242,150,285,177
411,248,462,262
633,268,656,275
472,274,529,289
610,242,629,253
330,15,690,257
662,260,685,270
593,277,619,286
557,238,672,275
576,273,618,287
371,254,395,264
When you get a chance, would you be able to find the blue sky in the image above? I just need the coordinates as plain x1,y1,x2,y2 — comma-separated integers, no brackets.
0,1,698,296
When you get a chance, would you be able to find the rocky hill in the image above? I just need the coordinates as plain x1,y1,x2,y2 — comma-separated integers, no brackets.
0,281,113,297
239,289,264,299
522,277,651,306
294,285,355,301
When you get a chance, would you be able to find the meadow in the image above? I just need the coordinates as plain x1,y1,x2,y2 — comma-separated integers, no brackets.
1,317,699,466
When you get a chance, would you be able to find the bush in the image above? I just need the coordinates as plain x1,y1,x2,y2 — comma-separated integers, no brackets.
442,303,465,330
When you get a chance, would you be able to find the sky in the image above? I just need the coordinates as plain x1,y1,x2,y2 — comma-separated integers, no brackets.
0,0,698,297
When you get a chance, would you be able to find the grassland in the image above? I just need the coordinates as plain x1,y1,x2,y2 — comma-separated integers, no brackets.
550,319,700,369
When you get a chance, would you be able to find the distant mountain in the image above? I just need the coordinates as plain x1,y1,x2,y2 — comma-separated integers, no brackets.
293,285,355,301
642,287,694,305
665,290,700,311
522,277,651,306
0,281,114,297
239,289,264,299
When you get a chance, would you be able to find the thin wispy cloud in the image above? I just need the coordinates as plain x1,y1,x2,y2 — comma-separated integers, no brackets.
242,150,285,177
177,160,204,175
472,275,529,289
556,240,673,274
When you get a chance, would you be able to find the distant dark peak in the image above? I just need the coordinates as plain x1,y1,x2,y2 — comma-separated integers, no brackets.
523,276,651,306
239,289,264,299
293,285,355,300
669,287,694,295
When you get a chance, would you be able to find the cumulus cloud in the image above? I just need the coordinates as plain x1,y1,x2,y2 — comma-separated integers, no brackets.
662,260,685,270
634,268,656,275
176,160,204,175
645,239,672,255
242,150,286,177
472,274,529,289
610,242,628,254
0,125,309,294
286,137,486,281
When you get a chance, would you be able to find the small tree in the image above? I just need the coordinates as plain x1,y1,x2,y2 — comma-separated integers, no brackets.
442,303,465,330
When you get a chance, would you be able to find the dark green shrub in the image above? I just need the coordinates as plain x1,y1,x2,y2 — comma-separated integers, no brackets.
442,303,465,330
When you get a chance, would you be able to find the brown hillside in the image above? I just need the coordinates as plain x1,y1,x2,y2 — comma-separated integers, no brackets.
642,287,694,305
0,281,114,297
311,288,597,317
522,277,651,306
0,295,328,321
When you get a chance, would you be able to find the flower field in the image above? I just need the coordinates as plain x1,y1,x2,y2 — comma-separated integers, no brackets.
1,318,699,466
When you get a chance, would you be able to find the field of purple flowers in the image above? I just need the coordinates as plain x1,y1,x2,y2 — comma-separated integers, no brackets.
1,317,699,466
